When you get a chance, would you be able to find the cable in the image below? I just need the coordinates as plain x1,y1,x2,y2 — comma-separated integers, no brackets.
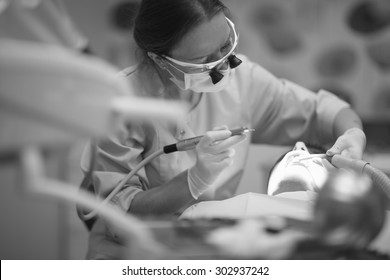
80,148,164,221
329,154,390,200
364,164,390,200
20,146,166,256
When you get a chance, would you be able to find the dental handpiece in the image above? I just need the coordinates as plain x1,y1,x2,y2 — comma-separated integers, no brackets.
297,154,330,161
163,127,254,154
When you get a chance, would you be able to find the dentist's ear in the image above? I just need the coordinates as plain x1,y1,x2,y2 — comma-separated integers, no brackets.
147,52,167,69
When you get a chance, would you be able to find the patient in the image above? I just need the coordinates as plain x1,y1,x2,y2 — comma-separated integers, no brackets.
267,142,331,200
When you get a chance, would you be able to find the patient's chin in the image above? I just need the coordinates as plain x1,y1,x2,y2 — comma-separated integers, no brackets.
271,178,318,202
272,178,311,196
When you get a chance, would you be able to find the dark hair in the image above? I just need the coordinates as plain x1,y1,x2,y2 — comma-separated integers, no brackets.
133,0,227,56
110,1,140,31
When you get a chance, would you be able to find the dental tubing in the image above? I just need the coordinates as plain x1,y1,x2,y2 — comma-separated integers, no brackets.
81,148,164,220
329,154,390,200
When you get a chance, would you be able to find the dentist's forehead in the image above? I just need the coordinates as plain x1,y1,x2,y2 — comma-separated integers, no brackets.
170,12,230,61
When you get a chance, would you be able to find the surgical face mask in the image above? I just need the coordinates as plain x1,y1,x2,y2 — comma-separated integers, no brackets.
267,142,329,196
165,62,235,93
155,17,241,93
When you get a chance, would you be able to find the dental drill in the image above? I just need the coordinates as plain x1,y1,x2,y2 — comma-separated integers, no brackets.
163,127,254,154
80,127,254,221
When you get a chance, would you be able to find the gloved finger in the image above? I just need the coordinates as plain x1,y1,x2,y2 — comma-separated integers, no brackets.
321,158,337,172
214,156,234,168
341,147,362,159
206,148,236,161
341,149,352,158
212,124,229,131
227,148,236,157
326,141,346,156
200,129,232,147
209,134,247,153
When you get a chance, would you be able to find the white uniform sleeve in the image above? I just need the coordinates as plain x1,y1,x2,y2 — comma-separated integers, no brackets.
236,56,350,145
80,122,148,217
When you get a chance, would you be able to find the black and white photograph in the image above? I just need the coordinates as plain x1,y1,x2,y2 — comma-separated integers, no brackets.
1,0,390,278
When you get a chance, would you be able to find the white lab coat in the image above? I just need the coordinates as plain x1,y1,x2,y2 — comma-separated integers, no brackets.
80,54,349,259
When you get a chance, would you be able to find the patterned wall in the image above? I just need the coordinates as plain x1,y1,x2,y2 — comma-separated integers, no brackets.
222,0,390,122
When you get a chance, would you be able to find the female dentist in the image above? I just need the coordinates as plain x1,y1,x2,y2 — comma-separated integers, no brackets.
80,0,366,259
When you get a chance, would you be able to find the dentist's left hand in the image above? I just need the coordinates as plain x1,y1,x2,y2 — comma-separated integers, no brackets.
326,128,366,160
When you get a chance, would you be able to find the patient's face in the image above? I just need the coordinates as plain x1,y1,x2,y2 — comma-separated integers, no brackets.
267,142,329,196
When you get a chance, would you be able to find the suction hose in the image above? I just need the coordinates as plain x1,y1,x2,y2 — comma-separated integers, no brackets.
364,165,390,200
330,154,390,200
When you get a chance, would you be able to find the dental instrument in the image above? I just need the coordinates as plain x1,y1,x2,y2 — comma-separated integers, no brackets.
296,153,329,161
163,127,255,154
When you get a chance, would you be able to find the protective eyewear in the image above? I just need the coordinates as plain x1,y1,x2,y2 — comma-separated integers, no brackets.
163,17,242,84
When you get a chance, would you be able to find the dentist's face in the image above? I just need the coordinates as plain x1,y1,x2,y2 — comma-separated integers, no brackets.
267,142,329,196
153,12,240,93
163,12,233,82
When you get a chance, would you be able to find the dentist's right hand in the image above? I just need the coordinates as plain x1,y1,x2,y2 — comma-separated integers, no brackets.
188,126,247,199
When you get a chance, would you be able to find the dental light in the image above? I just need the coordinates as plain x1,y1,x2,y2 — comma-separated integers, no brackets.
0,39,186,151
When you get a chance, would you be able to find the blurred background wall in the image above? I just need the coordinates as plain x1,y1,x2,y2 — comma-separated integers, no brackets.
0,0,389,259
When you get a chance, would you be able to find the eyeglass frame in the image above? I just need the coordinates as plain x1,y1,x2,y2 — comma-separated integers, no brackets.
161,17,239,74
